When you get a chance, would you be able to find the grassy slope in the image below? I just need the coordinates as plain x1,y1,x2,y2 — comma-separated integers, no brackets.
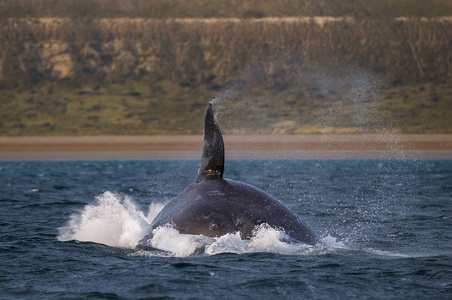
1,81,450,136
0,0,451,136
0,81,209,136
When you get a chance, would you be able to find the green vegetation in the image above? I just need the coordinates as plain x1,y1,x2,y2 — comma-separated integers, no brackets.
0,80,210,135
0,1,451,136
1,79,450,136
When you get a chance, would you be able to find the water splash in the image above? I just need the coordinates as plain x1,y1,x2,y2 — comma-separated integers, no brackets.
57,191,165,249
211,79,246,107
137,225,349,257
208,54,396,137
58,191,418,258
58,192,343,256
149,225,214,256
321,234,347,249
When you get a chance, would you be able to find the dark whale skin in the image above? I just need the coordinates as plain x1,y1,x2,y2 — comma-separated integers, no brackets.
137,177,316,249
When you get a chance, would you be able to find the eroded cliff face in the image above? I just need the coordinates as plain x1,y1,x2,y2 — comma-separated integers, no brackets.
41,42,73,78
1,18,451,87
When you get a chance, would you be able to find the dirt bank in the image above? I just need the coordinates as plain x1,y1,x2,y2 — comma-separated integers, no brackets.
0,134,450,159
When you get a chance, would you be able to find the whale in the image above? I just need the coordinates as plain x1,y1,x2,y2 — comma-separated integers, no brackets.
136,103,316,250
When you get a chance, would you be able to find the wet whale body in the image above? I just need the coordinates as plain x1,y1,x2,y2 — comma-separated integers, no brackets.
137,103,316,250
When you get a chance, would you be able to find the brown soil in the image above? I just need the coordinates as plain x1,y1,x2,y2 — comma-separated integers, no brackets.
0,134,451,159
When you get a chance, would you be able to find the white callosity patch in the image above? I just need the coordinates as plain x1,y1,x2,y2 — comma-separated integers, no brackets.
58,191,164,249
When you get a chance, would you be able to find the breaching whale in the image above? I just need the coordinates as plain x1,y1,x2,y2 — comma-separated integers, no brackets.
137,103,316,250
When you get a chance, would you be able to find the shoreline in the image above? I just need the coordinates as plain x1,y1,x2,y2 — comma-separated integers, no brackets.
0,134,451,159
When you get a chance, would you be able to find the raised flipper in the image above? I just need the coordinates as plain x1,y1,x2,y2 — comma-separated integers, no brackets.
197,103,224,182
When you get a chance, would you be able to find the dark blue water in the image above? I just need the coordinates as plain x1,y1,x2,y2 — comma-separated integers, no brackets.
1,159,451,299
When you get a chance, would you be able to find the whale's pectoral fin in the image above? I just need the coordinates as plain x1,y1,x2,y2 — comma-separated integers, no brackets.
136,233,156,251
197,102,224,182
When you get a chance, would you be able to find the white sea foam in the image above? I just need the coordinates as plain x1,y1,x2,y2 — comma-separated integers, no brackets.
204,225,301,255
364,248,411,258
321,235,348,249
57,191,165,249
143,226,350,257
150,225,214,256
139,224,317,257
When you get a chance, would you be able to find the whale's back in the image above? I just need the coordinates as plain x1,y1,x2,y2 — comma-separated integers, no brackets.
136,103,316,251
147,178,316,244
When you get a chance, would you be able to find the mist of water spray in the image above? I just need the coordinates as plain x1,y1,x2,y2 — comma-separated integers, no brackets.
205,54,418,162
211,79,245,107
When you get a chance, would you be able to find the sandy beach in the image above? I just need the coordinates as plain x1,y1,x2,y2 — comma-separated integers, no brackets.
0,134,451,159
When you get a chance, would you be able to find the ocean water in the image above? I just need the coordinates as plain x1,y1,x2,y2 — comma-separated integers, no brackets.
0,159,450,299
